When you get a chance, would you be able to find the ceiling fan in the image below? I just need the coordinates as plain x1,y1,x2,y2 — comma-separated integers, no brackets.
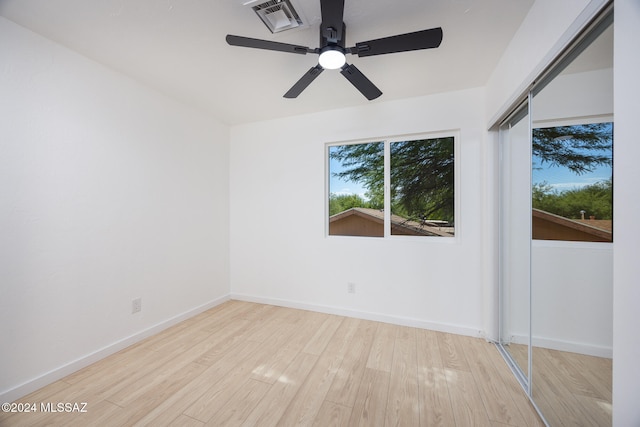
226,0,443,100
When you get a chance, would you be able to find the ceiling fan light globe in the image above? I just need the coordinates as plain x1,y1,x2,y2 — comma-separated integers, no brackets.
318,49,346,70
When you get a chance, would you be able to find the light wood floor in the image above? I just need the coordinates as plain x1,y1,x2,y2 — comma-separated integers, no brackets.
506,343,612,427
1,301,545,427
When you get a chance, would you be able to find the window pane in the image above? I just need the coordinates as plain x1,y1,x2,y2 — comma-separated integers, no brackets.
532,123,613,242
328,142,384,237
390,137,455,236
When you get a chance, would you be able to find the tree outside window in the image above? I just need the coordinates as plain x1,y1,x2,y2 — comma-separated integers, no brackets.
328,136,455,237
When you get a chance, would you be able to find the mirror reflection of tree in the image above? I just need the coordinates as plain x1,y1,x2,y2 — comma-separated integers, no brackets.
533,123,612,173
532,122,613,242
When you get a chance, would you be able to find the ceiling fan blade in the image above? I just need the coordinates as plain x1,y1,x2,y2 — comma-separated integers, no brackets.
340,63,382,100
226,34,314,55
320,0,345,43
350,27,443,57
284,65,325,98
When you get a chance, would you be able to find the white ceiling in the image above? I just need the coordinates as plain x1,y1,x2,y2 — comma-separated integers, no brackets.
0,0,535,125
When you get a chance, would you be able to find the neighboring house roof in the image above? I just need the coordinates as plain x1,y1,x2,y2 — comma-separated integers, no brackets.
329,207,453,237
575,218,613,233
532,208,612,242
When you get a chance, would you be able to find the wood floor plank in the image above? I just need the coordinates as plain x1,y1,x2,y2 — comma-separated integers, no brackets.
561,351,612,399
445,368,492,427
193,300,261,334
18,354,158,419
235,301,277,321
61,343,167,390
416,329,456,427
203,378,271,426
324,318,376,407
191,316,265,367
532,355,601,427
534,347,607,402
248,310,326,385
134,339,265,426
100,362,208,426
276,348,343,426
10,400,120,427
167,414,205,427
105,333,214,407
276,316,365,426
64,310,250,410
0,379,72,419
573,394,612,427
463,337,527,426
483,343,546,427
348,367,390,427
50,400,124,427
0,382,71,427
241,351,319,427
302,314,344,356
385,326,420,427
552,348,611,401
182,329,295,422
438,331,471,372
366,322,396,373
313,401,352,427
530,345,612,427
237,305,299,344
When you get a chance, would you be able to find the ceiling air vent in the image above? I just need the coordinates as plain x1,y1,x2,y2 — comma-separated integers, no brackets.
243,0,304,33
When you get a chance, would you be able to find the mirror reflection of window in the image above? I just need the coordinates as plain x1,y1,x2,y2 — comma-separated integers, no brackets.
532,122,613,242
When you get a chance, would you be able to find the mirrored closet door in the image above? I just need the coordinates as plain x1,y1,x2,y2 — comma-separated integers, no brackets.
498,102,532,390
498,5,613,425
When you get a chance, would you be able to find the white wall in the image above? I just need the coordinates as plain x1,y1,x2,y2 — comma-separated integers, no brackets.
532,242,612,356
532,68,613,124
230,88,488,336
0,17,230,402
485,0,598,124
612,1,640,426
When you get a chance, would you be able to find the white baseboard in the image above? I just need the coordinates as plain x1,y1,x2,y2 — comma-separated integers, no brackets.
507,333,612,358
230,293,483,338
1,295,230,403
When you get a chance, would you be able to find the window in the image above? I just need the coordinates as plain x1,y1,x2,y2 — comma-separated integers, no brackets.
328,135,455,237
328,141,384,237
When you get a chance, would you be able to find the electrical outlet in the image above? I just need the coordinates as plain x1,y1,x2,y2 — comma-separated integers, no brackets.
132,298,142,314
347,282,356,294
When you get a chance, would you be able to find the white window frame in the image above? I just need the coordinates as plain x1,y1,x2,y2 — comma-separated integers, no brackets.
325,130,460,241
